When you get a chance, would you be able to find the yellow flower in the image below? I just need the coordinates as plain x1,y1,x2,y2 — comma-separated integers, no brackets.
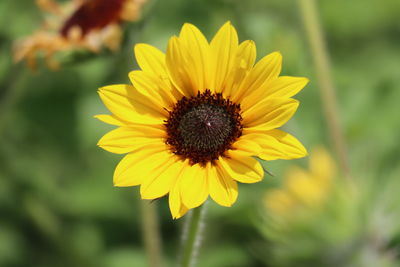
96,22,308,219
14,0,146,70
264,147,335,216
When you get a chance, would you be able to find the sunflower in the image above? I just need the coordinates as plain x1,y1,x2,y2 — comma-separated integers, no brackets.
14,0,146,69
96,22,308,219
264,147,335,216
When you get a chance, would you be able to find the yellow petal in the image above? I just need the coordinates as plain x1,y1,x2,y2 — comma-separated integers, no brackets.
113,144,169,187
223,40,256,97
231,51,282,103
242,98,299,129
98,84,166,124
97,126,165,154
165,36,196,97
169,162,191,219
178,23,210,93
176,204,189,219
240,132,285,160
129,70,176,108
210,21,238,93
134,43,168,77
165,24,210,97
231,138,261,156
267,129,308,159
94,114,127,126
219,150,264,184
264,76,309,98
169,182,182,219
179,164,208,209
140,158,185,200
209,163,238,207
241,129,307,160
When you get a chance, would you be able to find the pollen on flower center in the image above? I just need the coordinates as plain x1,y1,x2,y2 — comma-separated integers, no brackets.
165,90,243,165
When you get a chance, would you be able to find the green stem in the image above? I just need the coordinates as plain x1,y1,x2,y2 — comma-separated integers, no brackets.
180,204,206,267
140,200,163,267
298,0,351,178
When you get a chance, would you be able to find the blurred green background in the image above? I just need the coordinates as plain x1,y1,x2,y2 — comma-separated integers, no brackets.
1,0,400,266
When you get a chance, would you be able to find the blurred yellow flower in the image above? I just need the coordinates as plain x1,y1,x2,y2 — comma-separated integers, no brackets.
96,22,308,219
14,0,146,70
264,147,335,216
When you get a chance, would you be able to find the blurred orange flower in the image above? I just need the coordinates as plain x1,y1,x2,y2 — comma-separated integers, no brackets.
14,0,146,69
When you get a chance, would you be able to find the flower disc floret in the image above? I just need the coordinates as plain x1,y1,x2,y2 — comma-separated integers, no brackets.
165,90,242,165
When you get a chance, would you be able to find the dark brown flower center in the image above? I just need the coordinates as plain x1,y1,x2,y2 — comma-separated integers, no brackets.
60,0,125,37
165,90,242,165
